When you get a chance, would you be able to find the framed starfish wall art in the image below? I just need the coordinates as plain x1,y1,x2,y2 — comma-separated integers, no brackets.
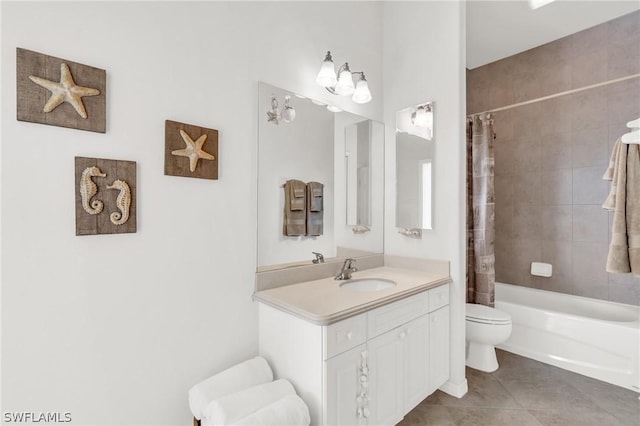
164,120,219,180
75,157,137,236
17,48,106,133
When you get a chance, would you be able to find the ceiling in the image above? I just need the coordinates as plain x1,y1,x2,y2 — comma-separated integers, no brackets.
466,0,640,69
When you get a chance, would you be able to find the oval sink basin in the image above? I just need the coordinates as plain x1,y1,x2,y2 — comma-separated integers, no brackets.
339,278,397,292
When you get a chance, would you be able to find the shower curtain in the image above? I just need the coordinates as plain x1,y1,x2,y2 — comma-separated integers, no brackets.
466,114,496,307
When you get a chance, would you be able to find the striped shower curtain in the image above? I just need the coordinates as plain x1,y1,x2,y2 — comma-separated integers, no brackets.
466,114,496,307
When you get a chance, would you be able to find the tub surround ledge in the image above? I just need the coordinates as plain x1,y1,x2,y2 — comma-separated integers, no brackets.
253,260,451,325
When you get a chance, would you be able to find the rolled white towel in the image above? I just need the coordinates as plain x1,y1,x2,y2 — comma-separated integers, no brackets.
202,379,295,425
234,394,311,426
189,357,273,420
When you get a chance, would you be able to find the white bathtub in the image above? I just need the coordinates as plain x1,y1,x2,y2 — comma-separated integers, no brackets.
495,282,640,392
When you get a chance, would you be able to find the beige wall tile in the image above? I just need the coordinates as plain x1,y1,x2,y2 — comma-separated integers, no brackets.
607,10,640,43
573,167,609,205
572,50,608,88
609,281,640,306
494,137,514,177
572,126,609,168
568,86,609,132
607,35,640,80
541,131,573,171
573,205,609,243
541,169,573,205
513,172,541,204
512,136,541,173
513,204,542,240
541,205,573,242
607,78,640,126
573,242,608,288
542,241,573,275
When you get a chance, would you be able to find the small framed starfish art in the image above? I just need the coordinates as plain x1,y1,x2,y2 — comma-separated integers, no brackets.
17,48,106,133
164,120,219,180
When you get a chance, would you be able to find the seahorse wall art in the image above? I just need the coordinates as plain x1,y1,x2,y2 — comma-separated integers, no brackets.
106,180,131,225
79,166,106,215
75,157,136,236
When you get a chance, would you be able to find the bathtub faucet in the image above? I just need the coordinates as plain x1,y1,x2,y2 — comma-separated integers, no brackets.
335,258,357,280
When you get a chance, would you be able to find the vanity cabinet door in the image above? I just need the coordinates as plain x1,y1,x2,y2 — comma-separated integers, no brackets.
403,315,430,413
428,305,450,394
325,343,367,426
367,327,404,426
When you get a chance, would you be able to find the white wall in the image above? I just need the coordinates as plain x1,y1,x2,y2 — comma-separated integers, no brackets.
1,2,383,424
383,1,468,396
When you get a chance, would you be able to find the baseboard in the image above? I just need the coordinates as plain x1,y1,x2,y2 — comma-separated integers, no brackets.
439,378,468,398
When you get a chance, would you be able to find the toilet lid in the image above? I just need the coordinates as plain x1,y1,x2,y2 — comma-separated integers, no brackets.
466,303,511,324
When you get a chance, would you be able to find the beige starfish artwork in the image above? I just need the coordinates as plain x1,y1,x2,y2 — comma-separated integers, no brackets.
172,129,216,172
29,63,100,119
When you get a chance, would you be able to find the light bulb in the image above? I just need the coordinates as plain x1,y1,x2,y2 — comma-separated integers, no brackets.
327,105,342,112
316,51,337,87
412,104,433,128
352,76,372,104
282,96,296,123
335,65,355,96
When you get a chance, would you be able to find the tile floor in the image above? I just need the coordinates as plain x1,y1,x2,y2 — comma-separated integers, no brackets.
399,350,640,426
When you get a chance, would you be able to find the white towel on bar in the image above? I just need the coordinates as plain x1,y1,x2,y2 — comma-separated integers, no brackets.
201,379,296,425
233,394,311,426
189,357,273,420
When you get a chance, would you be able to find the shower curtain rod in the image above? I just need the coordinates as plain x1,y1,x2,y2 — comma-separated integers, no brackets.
471,73,640,116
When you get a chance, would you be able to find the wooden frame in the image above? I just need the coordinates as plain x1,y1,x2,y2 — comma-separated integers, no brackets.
164,120,218,180
75,157,136,236
17,48,106,133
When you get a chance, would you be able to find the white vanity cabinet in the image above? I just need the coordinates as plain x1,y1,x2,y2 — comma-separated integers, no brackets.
258,283,450,426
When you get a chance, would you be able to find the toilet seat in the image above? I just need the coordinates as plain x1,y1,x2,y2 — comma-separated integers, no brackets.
466,303,511,325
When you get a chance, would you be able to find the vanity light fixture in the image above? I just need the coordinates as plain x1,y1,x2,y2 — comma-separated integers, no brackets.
411,103,433,129
316,51,372,104
267,95,296,125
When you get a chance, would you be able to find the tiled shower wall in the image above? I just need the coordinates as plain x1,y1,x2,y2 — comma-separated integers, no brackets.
467,11,640,306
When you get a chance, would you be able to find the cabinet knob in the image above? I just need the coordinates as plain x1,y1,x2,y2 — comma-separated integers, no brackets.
346,331,353,340
357,408,363,418
399,330,407,339
363,408,370,418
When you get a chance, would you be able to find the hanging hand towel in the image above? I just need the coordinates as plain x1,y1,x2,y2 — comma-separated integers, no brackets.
306,182,324,236
283,179,307,236
188,357,273,420
603,138,640,276
233,394,311,426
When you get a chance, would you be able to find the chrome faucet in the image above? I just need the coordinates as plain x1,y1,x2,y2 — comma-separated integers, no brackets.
312,252,325,264
335,258,357,280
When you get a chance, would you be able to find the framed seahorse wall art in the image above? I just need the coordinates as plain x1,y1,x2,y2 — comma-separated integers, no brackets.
75,157,136,236
164,120,219,180
17,48,106,133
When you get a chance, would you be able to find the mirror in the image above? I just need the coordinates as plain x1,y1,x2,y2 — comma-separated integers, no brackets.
395,103,434,231
257,82,384,269
345,121,371,227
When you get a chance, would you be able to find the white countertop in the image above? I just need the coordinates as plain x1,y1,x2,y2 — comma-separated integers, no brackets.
253,266,451,325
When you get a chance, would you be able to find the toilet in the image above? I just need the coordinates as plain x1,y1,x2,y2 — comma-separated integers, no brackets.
465,303,512,372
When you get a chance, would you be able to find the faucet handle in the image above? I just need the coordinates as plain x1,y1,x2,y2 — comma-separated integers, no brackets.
312,252,325,264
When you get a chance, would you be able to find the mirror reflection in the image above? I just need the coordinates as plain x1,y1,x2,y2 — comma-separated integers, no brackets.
345,121,371,227
257,82,384,269
396,103,434,231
